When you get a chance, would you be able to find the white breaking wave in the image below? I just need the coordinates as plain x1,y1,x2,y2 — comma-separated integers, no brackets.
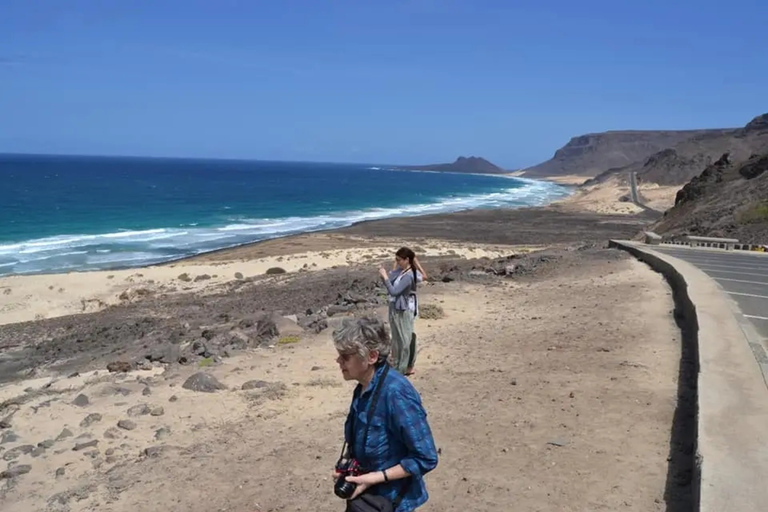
0,179,570,276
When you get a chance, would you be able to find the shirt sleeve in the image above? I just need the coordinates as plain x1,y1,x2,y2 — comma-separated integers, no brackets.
383,272,415,297
386,385,438,477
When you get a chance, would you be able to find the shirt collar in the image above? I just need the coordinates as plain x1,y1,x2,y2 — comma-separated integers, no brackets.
356,363,388,398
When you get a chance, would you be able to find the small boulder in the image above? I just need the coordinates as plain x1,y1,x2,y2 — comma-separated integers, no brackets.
127,404,151,417
103,427,122,439
107,361,132,373
0,464,32,479
182,372,225,393
2,444,35,461
1,430,19,444
117,420,137,431
241,380,270,390
73,440,98,451
154,427,171,441
72,394,90,407
150,407,164,417
80,413,102,428
56,428,73,441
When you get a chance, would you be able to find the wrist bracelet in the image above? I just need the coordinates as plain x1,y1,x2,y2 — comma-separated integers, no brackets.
382,469,389,482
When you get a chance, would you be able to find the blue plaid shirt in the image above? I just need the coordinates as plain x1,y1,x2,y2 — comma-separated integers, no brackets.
344,364,438,511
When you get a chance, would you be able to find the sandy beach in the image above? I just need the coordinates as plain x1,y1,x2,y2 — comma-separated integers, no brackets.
0,204,690,511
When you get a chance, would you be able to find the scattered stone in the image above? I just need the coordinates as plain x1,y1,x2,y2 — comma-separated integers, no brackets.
155,427,171,441
298,314,328,334
241,380,270,390
326,304,353,317
73,439,98,451
104,427,122,439
105,448,115,456
106,455,118,464
193,273,211,282
84,450,100,459
127,404,151,417
56,428,73,441
0,464,32,479
112,386,132,396
68,371,80,378
1,431,19,444
147,343,181,364
169,395,178,403
2,444,35,461
143,445,165,458
142,387,152,396
80,413,103,427
55,467,66,478
310,366,322,371
265,267,286,275
182,372,225,393
72,394,90,407
0,419,11,429
150,407,164,417
510,378,517,386
234,272,244,280
177,273,192,282
75,432,92,440
107,361,132,373
547,439,569,447
31,446,46,457
117,420,137,431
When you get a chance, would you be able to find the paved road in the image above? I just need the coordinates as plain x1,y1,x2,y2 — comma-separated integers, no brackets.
652,245,768,340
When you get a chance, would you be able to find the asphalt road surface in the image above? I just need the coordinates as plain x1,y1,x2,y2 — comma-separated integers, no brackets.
653,245,768,340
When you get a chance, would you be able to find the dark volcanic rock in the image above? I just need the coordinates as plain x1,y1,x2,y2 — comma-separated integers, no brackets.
72,394,90,407
117,419,137,431
182,372,225,393
56,428,73,441
298,315,328,333
79,413,102,428
0,464,32,479
2,444,35,460
674,153,731,206
73,439,98,451
241,380,270,390
126,404,151,417
107,361,132,373
738,154,768,180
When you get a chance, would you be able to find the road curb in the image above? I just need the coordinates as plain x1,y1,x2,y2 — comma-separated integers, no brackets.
610,240,768,512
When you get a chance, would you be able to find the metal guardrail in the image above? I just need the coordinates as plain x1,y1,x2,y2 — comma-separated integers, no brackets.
643,232,767,252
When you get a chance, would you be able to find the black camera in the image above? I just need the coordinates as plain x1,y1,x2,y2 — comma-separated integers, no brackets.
334,457,362,499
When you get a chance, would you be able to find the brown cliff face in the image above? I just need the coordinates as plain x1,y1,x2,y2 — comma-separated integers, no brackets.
648,152,768,243
523,130,719,178
586,113,768,186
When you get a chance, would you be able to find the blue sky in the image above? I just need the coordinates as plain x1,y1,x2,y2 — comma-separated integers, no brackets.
1,0,766,168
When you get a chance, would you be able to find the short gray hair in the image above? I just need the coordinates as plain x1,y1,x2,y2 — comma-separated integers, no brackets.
332,316,391,362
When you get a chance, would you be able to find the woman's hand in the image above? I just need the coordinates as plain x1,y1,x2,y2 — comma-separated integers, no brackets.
344,472,384,499
378,267,389,280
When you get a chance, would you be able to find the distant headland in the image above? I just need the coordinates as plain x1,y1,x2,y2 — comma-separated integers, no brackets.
399,156,508,174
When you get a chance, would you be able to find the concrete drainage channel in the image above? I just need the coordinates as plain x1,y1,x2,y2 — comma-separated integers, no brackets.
609,240,700,511
610,240,768,512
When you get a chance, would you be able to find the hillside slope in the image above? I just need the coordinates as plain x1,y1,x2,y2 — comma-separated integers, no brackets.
521,130,722,178
648,152,768,243
590,113,768,186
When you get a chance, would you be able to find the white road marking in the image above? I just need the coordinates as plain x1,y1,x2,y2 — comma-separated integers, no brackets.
744,314,768,321
699,267,768,277
728,291,768,299
715,277,768,285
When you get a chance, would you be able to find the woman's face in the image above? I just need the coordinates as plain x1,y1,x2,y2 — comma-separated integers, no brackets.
395,255,409,270
336,349,376,382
